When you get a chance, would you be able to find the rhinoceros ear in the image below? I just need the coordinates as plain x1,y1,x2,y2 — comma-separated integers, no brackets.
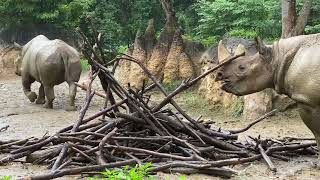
235,44,246,56
218,40,231,63
255,37,272,62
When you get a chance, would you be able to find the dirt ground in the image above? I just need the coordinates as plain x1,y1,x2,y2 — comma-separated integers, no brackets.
1,72,320,179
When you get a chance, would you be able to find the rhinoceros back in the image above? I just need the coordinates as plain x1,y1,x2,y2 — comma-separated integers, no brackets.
21,35,81,86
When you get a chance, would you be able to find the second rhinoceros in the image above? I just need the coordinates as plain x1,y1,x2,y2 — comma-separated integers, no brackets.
15,35,82,111
215,33,320,161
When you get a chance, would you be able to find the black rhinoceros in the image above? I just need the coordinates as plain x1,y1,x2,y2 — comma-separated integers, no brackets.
15,35,82,111
215,33,320,162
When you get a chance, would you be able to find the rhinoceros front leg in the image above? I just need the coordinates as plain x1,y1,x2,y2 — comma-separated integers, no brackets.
298,104,320,166
43,86,55,109
35,84,46,104
65,81,77,111
22,75,37,102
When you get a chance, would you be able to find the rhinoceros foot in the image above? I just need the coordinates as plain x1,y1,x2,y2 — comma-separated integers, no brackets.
27,92,37,103
35,99,46,104
65,105,77,111
43,102,53,109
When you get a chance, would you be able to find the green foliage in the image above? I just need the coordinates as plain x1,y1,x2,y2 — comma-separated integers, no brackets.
89,0,163,48
305,0,320,34
196,0,281,41
227,29,257,39
200,36,218,47
117,45,129,54
80,58,90,71
88,163,154,180
0,0,93,30
0,176,12,180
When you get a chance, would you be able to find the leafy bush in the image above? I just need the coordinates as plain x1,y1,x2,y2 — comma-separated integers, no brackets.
196,0,281,41
227,29,257,39
89,163,154,180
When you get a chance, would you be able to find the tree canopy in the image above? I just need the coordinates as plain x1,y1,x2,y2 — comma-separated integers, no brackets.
0,0,319,47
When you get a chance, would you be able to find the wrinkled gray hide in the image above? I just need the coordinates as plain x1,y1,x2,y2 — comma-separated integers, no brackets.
15,35,82,111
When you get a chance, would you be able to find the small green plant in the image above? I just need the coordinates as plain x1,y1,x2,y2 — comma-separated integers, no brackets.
0,176,12,180
117,45,129,54
80,58,90,71
88,162,154,180
179,175,187,180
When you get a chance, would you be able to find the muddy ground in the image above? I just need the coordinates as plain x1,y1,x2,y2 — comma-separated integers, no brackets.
0,72,320,179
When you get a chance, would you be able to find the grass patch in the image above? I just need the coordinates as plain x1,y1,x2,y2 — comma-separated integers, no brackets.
174,90,223,118
231,97,244,117
163,81,182,92
89,163,154,180
80,58,90,71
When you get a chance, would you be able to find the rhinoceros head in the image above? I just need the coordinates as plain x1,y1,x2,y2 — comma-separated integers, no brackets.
13,42,23,76
215,37,274,96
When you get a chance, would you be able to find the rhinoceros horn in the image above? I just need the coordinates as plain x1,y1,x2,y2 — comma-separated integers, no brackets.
235,44,246,56
218,40,231,63
218,40,246,63
13,42,23,49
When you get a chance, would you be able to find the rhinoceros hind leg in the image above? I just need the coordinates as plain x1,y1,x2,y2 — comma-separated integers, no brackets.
65,81,77,111
298,104,320,162
36,84,46,104
43,86,54,109
22,75,37,102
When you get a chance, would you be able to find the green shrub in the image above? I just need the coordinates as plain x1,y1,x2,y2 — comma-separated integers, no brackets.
89,162,154,180
227,29,257,39
117,45,129,54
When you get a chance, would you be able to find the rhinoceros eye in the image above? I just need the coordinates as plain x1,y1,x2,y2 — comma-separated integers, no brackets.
238,64,246,71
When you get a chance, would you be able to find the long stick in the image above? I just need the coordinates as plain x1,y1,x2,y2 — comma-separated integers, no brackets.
229,109,279,134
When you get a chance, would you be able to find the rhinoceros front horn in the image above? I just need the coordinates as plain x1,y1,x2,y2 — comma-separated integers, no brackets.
218,40,231,63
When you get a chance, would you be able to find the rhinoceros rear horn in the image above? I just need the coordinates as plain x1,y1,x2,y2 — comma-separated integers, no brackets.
218,40,231,63
13,42,23,49
235,44,246,56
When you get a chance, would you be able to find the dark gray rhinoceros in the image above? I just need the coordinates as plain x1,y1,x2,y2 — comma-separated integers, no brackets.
215,33,320,161
15,35,82,111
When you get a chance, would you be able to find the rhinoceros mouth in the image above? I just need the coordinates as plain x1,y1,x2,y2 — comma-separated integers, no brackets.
221,82,240,95
221,82,232,92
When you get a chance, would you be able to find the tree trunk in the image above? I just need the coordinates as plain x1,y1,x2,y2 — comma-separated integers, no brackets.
281,0,296,38
281,0,313,38
291,0,313,36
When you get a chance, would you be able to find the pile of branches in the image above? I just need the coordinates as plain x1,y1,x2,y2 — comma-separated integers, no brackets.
0,20,317,180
